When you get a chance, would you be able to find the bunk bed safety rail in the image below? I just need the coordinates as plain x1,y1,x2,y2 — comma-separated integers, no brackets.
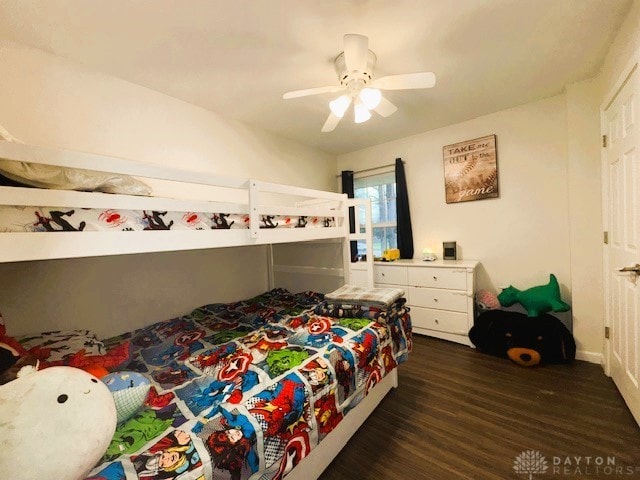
0,185,250,215
248,179,346,239
0,141,352,262
0,141,248,189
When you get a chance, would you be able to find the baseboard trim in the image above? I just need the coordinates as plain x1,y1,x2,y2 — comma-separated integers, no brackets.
576,350,603,365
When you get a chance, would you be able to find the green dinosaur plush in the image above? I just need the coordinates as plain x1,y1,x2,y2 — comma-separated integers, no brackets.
498,274,570,317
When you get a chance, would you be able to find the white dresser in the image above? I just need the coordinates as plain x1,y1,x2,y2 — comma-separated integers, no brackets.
374,259,479,346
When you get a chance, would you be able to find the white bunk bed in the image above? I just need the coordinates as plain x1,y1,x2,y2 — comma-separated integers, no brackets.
0,141,374,264
0,141,403,480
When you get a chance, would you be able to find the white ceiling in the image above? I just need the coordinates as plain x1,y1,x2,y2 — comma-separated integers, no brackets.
0,0,631,154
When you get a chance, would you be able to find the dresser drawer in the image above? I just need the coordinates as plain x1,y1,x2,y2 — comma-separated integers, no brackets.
407,267,467,290
408,286,468,312
374,265,407,285
410,306,469,335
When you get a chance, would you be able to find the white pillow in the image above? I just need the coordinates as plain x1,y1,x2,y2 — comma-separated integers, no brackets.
0,159,152,196
0,124,152,196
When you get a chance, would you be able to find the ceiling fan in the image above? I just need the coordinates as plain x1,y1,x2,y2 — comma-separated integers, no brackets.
283,34,436,132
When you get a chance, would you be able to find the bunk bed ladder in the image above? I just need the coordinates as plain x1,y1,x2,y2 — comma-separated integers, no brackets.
346,198,374,288
249,179,260,239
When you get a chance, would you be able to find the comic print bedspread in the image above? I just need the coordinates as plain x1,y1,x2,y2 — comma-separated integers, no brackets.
0,206,335,232
87,289,411,480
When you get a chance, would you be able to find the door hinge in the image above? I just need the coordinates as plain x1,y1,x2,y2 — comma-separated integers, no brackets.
605,326,610,339
602,134,608,148
604,231,609,244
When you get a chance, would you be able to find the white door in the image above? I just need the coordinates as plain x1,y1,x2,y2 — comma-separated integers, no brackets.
604,64,640,424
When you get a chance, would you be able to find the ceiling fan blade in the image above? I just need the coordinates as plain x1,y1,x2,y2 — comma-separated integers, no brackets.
372,72,436,90
374,96,398,117
321,112,341,133
343,34,368,72
283,85,343,100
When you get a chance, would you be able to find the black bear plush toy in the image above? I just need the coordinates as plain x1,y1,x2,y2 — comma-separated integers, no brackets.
469,310,576,367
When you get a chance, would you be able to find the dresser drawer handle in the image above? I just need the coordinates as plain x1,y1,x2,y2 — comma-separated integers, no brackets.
433,276,437,280
433,298,438,302
381,272,385,276
435,319,439,324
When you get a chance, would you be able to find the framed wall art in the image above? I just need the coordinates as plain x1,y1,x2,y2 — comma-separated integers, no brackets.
443,134,499,204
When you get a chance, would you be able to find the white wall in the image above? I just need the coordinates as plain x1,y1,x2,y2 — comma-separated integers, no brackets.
0,41,336,191
601,0,640,93
0,41,337,338
566,77,605,360
339,95,572,291
338,93,605,358
0,247,268,339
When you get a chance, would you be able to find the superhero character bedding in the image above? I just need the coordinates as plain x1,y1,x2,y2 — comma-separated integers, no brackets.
0,206,335,232
86,288,411,480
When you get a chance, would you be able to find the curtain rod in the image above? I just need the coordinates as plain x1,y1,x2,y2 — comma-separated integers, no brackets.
335,161,401,178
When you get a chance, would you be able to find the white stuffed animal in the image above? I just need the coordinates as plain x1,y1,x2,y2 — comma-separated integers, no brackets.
0,366,117,480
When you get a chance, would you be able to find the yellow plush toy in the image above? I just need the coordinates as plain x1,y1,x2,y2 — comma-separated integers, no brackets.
382,248,400,261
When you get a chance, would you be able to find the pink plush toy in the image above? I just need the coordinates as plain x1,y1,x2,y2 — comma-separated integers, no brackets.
476,290,501,310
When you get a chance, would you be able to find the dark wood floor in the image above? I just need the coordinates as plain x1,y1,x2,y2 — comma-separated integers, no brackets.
320,335,640,479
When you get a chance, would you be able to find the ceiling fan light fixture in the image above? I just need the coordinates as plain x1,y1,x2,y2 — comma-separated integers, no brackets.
354,102,372,124
329,95,351,118
359,88,382,110
282,34,436,132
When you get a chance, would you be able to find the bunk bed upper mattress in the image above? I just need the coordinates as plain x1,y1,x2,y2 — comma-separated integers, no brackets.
0,206,335,232
82,289,411,480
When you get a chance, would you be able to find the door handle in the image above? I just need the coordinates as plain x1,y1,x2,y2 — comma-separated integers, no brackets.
618,264,640,274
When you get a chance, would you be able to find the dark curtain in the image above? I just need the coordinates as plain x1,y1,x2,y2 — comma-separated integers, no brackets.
341,170,358,262
395,158,414,258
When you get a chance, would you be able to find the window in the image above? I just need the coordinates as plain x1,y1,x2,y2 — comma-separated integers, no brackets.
354,172,397,258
